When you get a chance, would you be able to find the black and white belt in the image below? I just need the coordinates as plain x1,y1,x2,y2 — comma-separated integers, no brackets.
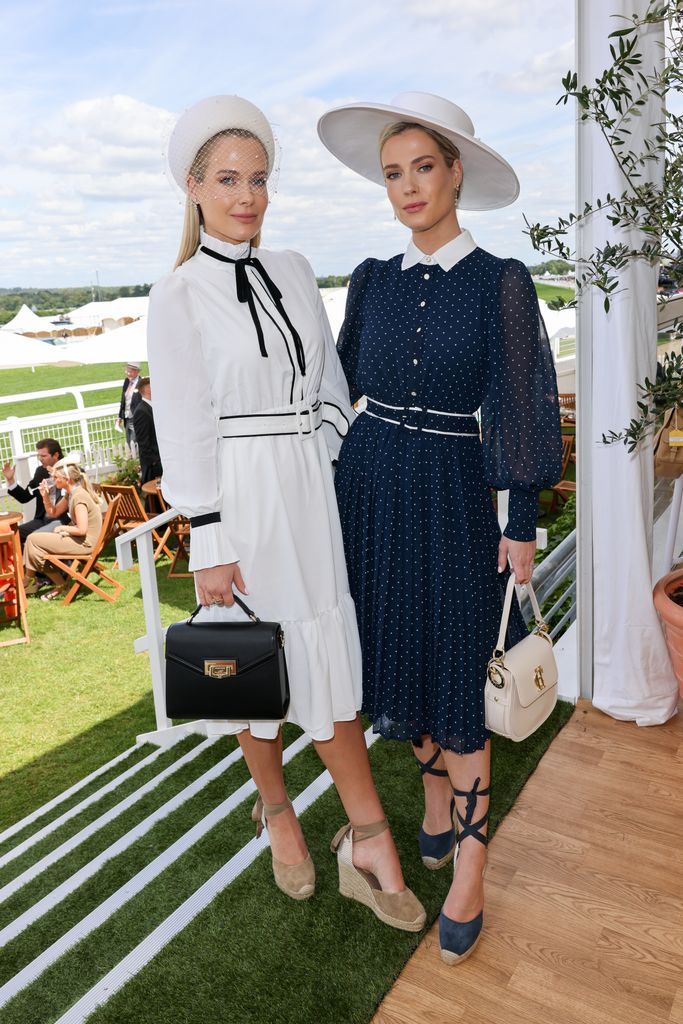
364,397,479,437
219,400,350,440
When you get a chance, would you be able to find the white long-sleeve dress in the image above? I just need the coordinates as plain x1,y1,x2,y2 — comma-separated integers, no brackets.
147,230,362,740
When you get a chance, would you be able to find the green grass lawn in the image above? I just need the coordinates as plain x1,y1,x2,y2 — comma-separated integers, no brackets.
0,363,149,419
534,282,574,305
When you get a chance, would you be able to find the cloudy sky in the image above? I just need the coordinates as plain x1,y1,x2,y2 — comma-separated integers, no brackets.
0,0,573,288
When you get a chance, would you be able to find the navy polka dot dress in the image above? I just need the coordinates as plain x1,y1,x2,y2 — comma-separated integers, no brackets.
334,239,563,754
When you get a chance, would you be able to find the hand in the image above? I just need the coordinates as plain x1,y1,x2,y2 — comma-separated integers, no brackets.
116,417,122,428
498,536,536,585
195,562,248,608
2,462,15,485
55,525,70,536
39,480,49,494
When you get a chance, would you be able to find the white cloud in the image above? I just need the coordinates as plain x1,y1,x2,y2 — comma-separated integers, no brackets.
498,40,575,94
0,0,575,285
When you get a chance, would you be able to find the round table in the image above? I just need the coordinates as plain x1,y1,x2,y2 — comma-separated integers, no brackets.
0,511,23,531
141,479,162,497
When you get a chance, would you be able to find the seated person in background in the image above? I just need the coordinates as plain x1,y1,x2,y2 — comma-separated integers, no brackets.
132,377,163,484
24,460,103,601
2,438,68,545
36,469,70,533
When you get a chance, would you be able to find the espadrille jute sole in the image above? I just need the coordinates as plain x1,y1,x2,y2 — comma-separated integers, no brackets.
337,861,426,932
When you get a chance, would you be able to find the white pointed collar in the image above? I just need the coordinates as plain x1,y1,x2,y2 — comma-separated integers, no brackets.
401,229,477,272
199,228,251,260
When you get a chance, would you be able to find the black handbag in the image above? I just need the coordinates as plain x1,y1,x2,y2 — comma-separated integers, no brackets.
165,595,290,721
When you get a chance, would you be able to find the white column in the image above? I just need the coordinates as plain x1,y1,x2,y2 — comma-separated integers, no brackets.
577,0,677,724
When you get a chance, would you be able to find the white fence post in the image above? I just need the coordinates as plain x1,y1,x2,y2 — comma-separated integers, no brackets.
6,417,23,462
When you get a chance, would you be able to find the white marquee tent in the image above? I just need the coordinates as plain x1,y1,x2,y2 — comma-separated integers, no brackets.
0,332,75,369
0,304,57,334
67,296,149,330
60,316,148,365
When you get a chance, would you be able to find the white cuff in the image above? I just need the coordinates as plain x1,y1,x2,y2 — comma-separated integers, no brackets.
188,521,239,572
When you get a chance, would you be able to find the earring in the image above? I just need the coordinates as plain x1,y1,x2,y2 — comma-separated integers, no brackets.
454,182,462,206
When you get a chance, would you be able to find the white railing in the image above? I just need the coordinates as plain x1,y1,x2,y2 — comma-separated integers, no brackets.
0,381,123,465
0,380,121,409
115,509,202,746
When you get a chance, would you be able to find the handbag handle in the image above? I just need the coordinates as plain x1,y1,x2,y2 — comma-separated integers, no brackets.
493,573,548,656
187,593,260,625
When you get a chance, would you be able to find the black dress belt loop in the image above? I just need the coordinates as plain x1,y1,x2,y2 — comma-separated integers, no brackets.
200,245,307,377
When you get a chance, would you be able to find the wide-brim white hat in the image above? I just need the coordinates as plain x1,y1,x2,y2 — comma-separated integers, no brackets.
317,91,519,211
167,95,276,192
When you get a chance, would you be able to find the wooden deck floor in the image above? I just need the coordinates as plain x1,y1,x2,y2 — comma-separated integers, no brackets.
373,699,683,1024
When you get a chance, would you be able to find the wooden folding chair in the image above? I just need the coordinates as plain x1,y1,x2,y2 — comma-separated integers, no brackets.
0,525,29,646
547,434,576,514
100,483,173,564
44,495,124,606
154,488,192,578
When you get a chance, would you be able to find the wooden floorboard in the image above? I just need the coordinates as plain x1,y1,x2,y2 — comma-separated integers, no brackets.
372,699,683,1024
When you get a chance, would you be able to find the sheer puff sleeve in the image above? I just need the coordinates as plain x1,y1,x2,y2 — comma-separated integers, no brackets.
481,259,563,542
147,272,239,571
336,259,374,406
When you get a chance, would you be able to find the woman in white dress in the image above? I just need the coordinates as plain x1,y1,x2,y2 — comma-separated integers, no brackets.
147,95,424,929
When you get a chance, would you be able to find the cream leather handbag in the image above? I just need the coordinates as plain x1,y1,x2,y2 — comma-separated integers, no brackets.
484,573,558,741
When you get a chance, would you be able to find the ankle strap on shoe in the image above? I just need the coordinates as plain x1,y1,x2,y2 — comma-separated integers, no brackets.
415,749,449,778
262,797,292,817
330,818,388,853
350,818,388,842
453,777,490,848
252,794,292,838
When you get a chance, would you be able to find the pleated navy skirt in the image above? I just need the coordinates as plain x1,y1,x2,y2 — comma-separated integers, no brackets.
335,413,528,754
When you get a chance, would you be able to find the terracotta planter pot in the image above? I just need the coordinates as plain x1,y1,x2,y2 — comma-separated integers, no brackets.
653,568,683,698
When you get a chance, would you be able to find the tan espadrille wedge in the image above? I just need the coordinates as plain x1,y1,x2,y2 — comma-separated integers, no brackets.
330,818,426,932
252,795,315,901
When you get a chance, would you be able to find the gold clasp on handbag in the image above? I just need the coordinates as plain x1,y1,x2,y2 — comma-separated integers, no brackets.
204,660,237,678
534,665,546,691
487,649,506,689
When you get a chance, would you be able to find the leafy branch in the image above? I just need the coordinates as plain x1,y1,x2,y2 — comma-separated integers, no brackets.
524,0,683,314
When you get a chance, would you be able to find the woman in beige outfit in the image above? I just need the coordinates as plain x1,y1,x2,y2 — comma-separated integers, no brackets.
24,463,102,599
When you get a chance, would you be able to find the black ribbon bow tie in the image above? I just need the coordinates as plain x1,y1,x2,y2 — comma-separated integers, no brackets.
200,245,306,377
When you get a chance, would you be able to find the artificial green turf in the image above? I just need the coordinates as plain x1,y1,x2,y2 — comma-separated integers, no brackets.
0,546,195,832
0,702,573,1024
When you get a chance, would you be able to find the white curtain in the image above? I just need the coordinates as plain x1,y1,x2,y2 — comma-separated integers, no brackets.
578,1,678,723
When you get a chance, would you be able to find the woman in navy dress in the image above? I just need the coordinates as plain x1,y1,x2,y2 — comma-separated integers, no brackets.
318,93,562,963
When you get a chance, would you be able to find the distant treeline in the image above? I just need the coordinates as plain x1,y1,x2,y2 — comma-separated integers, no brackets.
526,259,574,276
0,284,152,325
0,261,571,325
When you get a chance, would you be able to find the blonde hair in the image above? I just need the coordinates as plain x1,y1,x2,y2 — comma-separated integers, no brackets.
54,463,98,501
379,121,461,170
174,128,267,269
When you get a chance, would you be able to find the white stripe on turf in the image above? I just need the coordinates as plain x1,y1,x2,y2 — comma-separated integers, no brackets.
51,730,378,1024
0,738,217,906
0,743,244,948
0,747,174,867
0,732,313,1006
0,746,141,848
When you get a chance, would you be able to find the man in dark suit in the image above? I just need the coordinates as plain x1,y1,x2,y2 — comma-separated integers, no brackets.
116,361,142,447
1,437,68,544
132,377,163,484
